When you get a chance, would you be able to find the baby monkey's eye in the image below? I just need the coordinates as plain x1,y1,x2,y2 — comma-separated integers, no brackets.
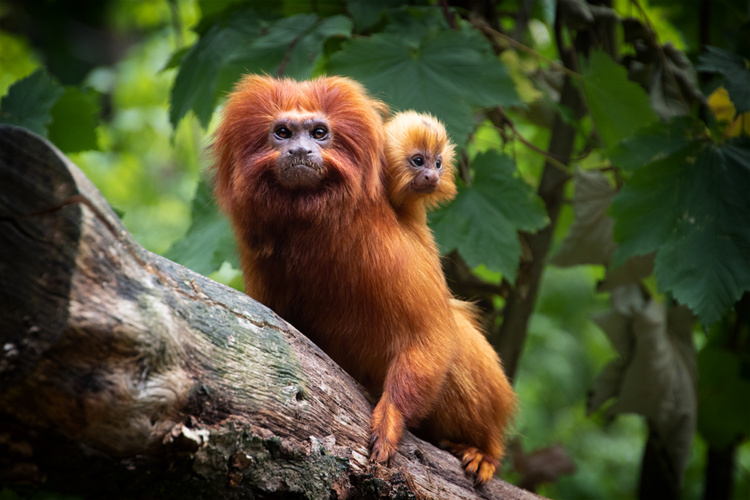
312,126,328,140
436,159,442,169
275,126,292,139
411,155,425,167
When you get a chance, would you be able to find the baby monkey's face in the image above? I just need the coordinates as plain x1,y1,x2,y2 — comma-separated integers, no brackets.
406,149,445,194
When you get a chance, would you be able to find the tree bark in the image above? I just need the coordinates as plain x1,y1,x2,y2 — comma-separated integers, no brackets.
0,125,540,500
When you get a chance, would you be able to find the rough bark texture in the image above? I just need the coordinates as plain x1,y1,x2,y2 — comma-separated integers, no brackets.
0,125,540,500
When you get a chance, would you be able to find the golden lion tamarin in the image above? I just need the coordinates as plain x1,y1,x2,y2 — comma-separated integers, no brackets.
384,111,517,484
214,74,516,484
213,75,459,467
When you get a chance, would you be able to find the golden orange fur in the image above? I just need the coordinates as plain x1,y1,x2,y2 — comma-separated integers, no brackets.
385,111,517,484
213,75,459,466
385,111,457,220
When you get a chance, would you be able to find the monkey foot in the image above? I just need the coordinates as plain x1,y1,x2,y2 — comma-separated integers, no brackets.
369,431,398,464
449,444,499,485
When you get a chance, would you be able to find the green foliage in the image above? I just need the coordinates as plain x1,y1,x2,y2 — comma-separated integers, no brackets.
0,70,100,153
698,346,750,449
607,117,701,171
580,51,658,148
328,24,522,145
171,8,351,128
226,14,352,80
346,0,405,31
0,70,64,138
0,32,41,96
170,9,264,128
430,152,547,281
48,87,101,153
698,46,750,114
164,180,239,275
611,136,750,326
3,0,750,498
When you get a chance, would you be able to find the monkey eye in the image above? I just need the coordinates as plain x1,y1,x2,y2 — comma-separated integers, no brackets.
436,159,442,169
411,155,425,167
274,126,292,139
311,126,328,140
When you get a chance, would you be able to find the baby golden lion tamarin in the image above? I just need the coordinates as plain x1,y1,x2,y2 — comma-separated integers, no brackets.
385,111,517,484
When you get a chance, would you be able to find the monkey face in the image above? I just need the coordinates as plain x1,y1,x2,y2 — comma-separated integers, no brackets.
408,152,444,194
269,113,332,189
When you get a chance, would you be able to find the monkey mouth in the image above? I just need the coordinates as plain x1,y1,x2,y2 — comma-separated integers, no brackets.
290,162,320,171
278,161,326,189
410,181,438,194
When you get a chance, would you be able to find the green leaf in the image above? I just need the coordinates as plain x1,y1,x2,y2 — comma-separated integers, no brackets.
698,347,750,448
0,70,64,136
697,46,750,114
347,0,404,31
581,51,658,148
198,0,281,20
227,14,352,80
610,145,696,264
429,152,547,281
164,180,239,276
328,28,522,146
48,87,100,153
608,117,702,171
612,139,750,326
171,12,352,129
170,10,263,128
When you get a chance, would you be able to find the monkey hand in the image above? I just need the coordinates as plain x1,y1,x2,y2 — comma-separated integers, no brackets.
369,394,405,464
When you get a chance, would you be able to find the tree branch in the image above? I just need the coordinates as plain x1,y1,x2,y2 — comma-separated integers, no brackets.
0,125,540,500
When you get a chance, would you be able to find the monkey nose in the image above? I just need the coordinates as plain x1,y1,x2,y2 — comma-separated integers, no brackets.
424,170,439,182
288,147,312,156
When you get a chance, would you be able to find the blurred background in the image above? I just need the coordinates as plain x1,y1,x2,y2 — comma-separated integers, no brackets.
1,1,748,499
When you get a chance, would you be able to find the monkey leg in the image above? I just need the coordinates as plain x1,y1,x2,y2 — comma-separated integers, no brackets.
369,392,404,463
369,347,450,464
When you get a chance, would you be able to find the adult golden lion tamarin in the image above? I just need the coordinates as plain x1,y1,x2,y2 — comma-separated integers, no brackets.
214,77,514,485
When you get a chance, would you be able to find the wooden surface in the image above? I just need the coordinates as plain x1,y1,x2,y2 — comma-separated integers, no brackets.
0,124,540,499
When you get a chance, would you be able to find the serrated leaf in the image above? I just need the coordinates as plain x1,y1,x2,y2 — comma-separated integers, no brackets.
698,347,750,448
610,145,695,265
0,70,64,136
550,168,617,267
429,152,547,281
612,139,750,326
608,117,701,171
227,14,352,80
170,10,263,129
653,142,750,326
328,28,522,145
164,180,238,276
347,0,402,31
581,51,658,148
48,87,100,153
381,5,452,43
697,46,750,114
171,11,352,129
